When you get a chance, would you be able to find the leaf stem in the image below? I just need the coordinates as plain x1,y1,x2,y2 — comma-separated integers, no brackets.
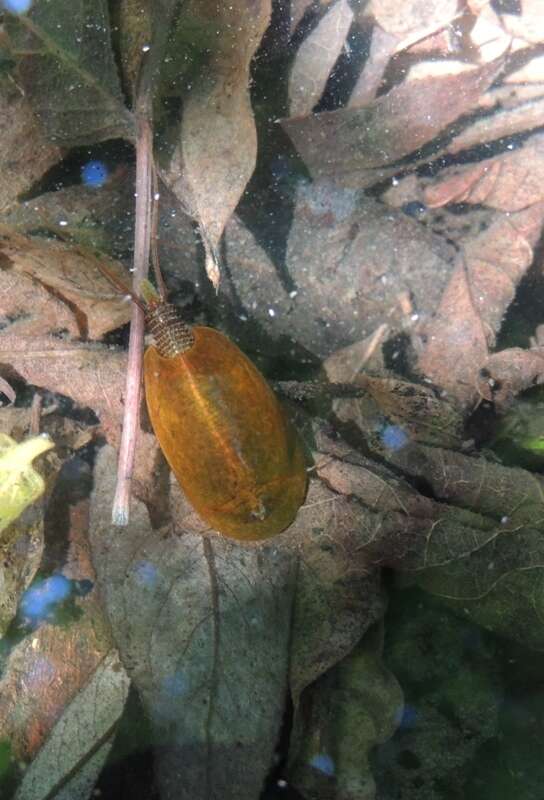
111,103,153,526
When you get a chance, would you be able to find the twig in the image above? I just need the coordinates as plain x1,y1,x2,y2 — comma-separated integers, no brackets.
29,393,43,436
111,97,153,526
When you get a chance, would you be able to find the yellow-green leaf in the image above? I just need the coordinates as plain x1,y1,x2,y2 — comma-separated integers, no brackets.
0,433,54,536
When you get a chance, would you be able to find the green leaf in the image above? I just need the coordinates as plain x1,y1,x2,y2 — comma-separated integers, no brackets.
0,432,54,538
4,0,134,146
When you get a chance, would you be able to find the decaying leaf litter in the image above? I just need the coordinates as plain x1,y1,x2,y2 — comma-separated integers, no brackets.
2,0,544,798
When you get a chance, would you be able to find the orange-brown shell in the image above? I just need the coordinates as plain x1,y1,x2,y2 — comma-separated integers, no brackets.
144,326,307,541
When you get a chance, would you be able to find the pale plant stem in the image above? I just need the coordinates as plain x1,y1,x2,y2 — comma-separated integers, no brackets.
111,108,153,526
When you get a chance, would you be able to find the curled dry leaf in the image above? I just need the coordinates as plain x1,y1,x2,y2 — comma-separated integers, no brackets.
0,84,61,215
447,85,544,155
382,439,544,534
0,229,132,340
418,202,544,407
320,432,544,654
288,0,353,117
380,440,544,650
424,131,544,212
281,59,503,183
164,0,271,288
332,372,464,450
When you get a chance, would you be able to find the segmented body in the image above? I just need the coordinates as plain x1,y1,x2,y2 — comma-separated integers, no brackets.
143,306,307,541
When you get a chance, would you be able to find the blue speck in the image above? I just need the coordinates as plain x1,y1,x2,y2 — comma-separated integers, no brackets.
134,561,159,589
401,200,427,218
310,753,335,776
20,574,71,626
73,579,94,597
2,0,33,12
163,672,188,698
81,160,108,188
394,703,418,729
381,424,408,451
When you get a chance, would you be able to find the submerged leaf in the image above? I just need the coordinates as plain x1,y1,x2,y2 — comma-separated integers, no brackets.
4,0,134,145
164,0,271,288
0,81,61,214
0,228,133,340
281,60,503,182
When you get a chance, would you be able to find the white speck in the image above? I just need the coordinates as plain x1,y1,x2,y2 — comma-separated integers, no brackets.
268,308,276,317
410,313,419,322
59,220,68,227
392,177,399,186
501,516,509,525
142,44,150,52
289,290,298,298
277,779,287,788
154,192,160,200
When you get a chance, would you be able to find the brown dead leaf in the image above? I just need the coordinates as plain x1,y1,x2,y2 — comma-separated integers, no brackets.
89,442,390,799
349,24,399,107
365,0,459,46
1,647,128,796
290,0,319,34
2,173,201,293
0,454,119,764
288,0,353,116
418,202,544,407
424,132,544,211
0,229,132,340
447,85,544,155
0,84,62,215
477,346,544,408
281,59,503,182
164,0,271,288
224,182,455,358
501,0,544,45
0,578,114,765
